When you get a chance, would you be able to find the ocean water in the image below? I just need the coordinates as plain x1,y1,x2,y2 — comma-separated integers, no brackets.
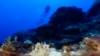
0,0,95,43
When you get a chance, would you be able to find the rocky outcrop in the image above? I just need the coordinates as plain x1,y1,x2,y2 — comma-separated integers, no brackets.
87,2,100,17
11,5,100,48
49,7,85,26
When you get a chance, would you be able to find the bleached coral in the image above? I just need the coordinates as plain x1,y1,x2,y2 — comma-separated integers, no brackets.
27,42,50,56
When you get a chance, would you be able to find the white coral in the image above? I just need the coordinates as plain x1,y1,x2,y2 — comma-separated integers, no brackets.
27,42,50,56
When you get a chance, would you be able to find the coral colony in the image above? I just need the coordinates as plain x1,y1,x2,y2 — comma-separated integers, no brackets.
1,1,100,56
0,36,100,56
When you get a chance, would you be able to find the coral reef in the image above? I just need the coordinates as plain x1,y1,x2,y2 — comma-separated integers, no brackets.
1,1,100,56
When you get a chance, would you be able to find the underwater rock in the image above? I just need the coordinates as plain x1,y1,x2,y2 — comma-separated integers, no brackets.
24,39,33,45
11,30,36,43
49,7,85,26
11,7,86,46
11,6,100,47
91,15,100,31
63,24,89,35
87,2,100,17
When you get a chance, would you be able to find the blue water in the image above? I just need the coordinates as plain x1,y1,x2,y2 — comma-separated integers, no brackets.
0,0,95,43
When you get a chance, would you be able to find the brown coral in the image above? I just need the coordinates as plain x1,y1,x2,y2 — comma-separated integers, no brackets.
81,37,100,56
81,51,100,56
